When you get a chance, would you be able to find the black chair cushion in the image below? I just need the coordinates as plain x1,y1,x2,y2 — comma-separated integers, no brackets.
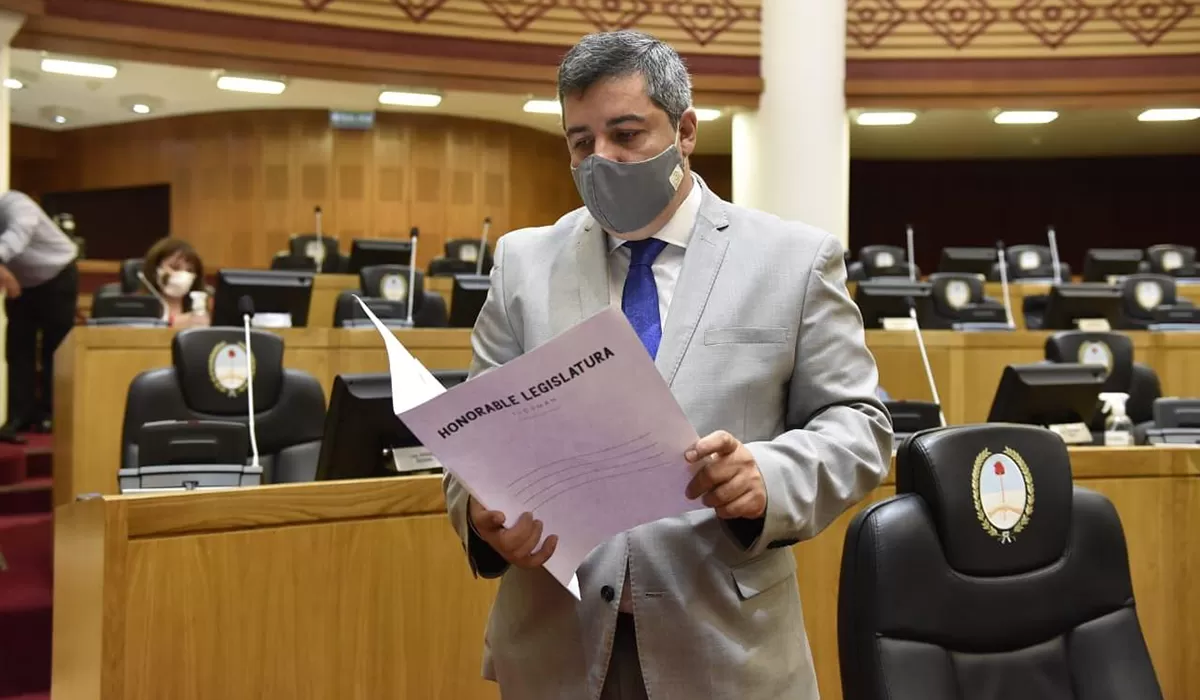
172,328,285,415
1146,244,1196,277
840,424,1162,700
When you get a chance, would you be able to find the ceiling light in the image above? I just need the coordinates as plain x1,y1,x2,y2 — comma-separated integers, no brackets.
216,75,286,95
41,58,118,79
994,110,1058,124
378,90,442,108
523,99,561,115
53,115,66,124
132,103,151,115
3,77,22,89
1137,108,1200,122
694,108,722,121
855,111,917,126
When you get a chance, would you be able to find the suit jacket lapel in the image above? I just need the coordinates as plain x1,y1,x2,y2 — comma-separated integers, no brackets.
554,212,608,337
656,185,731,385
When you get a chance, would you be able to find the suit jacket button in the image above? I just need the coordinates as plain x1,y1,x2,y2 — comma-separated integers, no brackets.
600,585,615,602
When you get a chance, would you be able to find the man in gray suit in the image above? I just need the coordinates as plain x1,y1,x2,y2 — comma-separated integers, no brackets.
443,30,892,700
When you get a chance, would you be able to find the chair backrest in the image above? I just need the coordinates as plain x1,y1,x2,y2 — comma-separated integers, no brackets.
120,258,145,293
332,290,447,328
444,238,491,265
858,245,915,278
359,265,426,317
288,234,343,274
838,424,1162,700
1043,330,1160,426
1118,273,1177,324
1145,244,1196,277
993,244,1071,281
927,272,985,319
120,328,326,481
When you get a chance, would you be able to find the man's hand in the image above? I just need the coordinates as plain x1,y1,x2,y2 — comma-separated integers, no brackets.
685,430,767,520
469,497,558,569
0,265,20,299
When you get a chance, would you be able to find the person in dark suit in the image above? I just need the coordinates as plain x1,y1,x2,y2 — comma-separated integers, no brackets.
0,190,79,441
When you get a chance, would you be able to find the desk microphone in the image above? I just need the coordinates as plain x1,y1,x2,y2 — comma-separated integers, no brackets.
313,206,326,272
406,227,420,327
905,224,917,282
476,217,492,276
996,240,1016,329
238,295,261,471
906,296,947,427
137,270,170,322
1047,225,1063,286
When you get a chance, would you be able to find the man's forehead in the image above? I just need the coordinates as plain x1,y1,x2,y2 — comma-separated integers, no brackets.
562,75,657,125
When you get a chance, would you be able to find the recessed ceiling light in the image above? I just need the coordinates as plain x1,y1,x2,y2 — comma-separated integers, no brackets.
523,99,561,115
132,103,151,115
694,108,722,122
3,77,22,90
856,111,917,126
1137,108,1200,122
994,110,1058,125
41,58,118,79
53,115,66,124
216,75,286,95
379,91,442,108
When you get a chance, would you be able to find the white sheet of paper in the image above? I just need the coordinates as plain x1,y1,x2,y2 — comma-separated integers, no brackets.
352,295,446,414
362,304,703,598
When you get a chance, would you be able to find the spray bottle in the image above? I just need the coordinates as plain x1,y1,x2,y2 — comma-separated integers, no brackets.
1099,392,1133,446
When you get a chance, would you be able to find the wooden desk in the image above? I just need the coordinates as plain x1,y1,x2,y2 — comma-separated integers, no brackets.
52,476,500,700
797,445,1200,700
52,448,1200,700
52,327,474,507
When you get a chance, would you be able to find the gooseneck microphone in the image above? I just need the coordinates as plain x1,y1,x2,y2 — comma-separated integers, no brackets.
313,206,326,272
137,270,171,322
906,296,947,427
406,227,419,327
1047,225,1063,286
996,240,1016,329
905,224,917,283
477,217,492,276
238,295,261,471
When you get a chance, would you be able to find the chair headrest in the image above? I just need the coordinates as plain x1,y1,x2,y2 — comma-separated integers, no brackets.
120,258,145,293
896,424,1073,577
1120,273,1176,317
359,265,425,314
928,272,984,314
858,245,906,274
171,328,285,415
1147,244,1196,275
1044,330,1132,391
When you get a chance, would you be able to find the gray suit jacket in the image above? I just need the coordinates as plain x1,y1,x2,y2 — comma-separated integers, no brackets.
443,182,893,700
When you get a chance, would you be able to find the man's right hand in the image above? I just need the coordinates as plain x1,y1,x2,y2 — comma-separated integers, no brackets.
469,497,558,569
0,265,21,299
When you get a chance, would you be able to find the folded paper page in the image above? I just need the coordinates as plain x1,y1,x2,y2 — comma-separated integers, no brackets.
352,295,446,414
358,302,702,599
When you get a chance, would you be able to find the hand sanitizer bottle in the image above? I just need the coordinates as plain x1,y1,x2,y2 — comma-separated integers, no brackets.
1099,392,1134,446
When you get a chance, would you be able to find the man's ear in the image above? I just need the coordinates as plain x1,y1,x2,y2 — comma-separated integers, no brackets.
677,109,699,158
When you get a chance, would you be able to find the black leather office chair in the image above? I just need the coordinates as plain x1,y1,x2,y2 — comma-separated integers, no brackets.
95,258,146,298
853,245,919,279
989,244,1070,281
345,264,448,327
332,291,447,328
287,233,345,273
120,328,326,483
1116,273,1193,329
1044,331,1160,436
839,424,1163,700
1145,244,1197,278
444,238,491,265
925,272,1007,329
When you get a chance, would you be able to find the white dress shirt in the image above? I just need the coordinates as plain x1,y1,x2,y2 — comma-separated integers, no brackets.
605,174,703,325
0,190,78,287
600,174,702,613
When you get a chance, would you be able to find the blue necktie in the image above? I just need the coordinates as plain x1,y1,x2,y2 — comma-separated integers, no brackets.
622,238,669,359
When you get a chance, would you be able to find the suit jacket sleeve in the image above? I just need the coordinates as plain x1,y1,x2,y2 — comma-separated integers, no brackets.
737,233,894,557
442,235,523,578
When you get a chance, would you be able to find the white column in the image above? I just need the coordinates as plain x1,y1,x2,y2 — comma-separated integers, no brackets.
0,10,25,191
751,0,849,246
0,10,21,427
730,110,761,212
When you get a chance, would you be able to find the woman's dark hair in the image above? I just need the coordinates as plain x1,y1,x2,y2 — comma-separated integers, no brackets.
143,237,205,295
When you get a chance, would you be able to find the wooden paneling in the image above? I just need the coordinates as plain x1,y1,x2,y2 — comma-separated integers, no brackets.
17,110,579,269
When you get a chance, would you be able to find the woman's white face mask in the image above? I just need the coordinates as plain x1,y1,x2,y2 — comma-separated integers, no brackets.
158,268,196,299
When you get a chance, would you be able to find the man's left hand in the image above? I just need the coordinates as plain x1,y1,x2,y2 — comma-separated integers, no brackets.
684,430,766,520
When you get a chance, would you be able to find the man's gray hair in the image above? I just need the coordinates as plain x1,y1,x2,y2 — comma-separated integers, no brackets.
557,30,692,128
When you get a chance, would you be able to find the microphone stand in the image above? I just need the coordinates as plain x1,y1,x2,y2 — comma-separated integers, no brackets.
476,217,491,276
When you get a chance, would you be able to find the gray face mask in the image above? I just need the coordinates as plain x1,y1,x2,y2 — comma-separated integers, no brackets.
571,144,685,234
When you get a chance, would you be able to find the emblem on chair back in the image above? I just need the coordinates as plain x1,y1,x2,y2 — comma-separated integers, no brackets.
1018,249,1041,271
379,273,409,302
972,447,1034,544
1160,249,1183,272
1133,279,1164,311
943,278,972,309
208,342,255,397
1076,340,1114,378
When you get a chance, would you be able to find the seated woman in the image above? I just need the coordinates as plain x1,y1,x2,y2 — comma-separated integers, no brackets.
142,237,211,328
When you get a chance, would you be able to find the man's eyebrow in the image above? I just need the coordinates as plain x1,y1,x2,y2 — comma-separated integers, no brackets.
565,125,591,137
606,114,647,128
